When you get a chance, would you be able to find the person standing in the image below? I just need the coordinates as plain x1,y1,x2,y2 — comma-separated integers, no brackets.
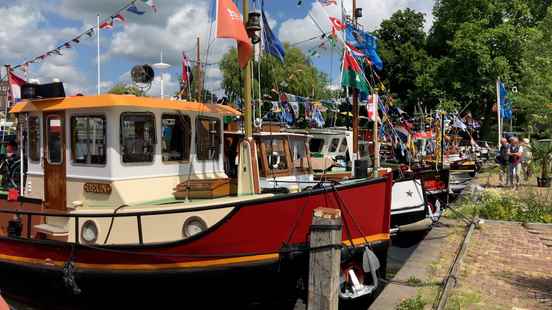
497,138,510,186
508,137,523,188
521,138,532,180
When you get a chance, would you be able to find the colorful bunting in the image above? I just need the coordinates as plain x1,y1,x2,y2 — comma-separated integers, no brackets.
11,0,156,69
100,20,113,29
141,0,157,13
319,0,337,6
113,14,127,24
127,4,145,15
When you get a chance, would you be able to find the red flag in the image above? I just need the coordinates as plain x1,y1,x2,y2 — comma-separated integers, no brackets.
113,14,126,24
7,70,26,103
216,0,252,68
182,52,190,82
100,20,113,29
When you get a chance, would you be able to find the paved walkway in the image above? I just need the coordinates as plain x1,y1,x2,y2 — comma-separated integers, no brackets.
456,221,552,309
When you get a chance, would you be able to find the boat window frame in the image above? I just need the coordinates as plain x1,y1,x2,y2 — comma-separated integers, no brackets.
309,138,325,153
70,114,108,166
338,137,348,153
195,116,221,161
120,112,157,164
328,137,340,153
161,113,192,163
27,116,41,162
258,136,293,177
45,114,64,165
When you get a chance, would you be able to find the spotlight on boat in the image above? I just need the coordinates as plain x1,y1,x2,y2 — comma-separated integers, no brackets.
81,220,99,244
182,217,207,238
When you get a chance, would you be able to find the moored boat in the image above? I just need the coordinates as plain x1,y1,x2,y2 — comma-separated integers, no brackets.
0,93,392,302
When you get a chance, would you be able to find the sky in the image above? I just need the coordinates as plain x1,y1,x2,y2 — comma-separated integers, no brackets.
0,0,435,98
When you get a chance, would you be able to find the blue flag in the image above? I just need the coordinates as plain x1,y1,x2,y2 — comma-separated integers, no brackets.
498,81,512,120
345,24,383,71
261,3,285,63
127,4,145,15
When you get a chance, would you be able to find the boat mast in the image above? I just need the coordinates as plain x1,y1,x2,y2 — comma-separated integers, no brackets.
352,0,359,167
243,0,253,139
237,0,260,195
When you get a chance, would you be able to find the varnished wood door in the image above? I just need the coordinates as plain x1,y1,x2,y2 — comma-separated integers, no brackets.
43,111,66,210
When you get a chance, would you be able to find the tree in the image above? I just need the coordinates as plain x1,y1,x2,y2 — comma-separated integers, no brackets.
219,44,332,103
516,7,552,138
108,83,145,96
377,9,432,112
424,0,550,139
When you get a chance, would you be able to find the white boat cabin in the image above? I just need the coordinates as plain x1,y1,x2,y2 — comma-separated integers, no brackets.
13,94,241,210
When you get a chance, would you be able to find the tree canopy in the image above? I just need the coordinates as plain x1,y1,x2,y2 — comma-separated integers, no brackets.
219,44,333,102
376,0,552,139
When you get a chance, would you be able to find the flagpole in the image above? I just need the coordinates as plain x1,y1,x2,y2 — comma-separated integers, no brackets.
496,79,501,145
97,14,101,95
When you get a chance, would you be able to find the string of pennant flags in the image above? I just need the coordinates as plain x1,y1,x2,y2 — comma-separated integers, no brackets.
11,0,157,72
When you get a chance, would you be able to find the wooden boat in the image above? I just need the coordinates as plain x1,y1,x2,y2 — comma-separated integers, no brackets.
0,94,392,302
287,127,439,233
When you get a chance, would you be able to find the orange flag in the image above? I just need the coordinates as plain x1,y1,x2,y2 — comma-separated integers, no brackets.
216,0,253,68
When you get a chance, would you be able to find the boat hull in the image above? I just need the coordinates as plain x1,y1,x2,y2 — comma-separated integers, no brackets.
0,177,392,304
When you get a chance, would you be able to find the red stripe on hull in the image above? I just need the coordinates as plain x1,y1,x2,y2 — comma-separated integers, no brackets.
0,177,392,269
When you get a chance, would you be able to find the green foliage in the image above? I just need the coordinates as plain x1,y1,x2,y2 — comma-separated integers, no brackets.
396,295,426,310
448,189,552,223
377,9,432,113
219,44,333,103
529,140,552,179
108,83,145,96
377,0,552,141
445,289,481,310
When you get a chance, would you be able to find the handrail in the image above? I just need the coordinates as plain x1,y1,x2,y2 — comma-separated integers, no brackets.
0,176,387,244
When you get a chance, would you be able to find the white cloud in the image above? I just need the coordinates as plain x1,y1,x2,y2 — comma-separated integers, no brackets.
147,73,179,98
0,4,78,63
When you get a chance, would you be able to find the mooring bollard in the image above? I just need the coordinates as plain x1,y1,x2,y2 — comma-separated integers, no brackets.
308,207,342,310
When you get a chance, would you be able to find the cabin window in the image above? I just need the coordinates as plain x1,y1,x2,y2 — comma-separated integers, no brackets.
338,138,348,153
262,138,289,172
71,115,106,165
162,114,191,161
309,138,324,153
46,115,63,164
196,117,221,161
120,112,156,163
328,138,340,153
28,116,40,162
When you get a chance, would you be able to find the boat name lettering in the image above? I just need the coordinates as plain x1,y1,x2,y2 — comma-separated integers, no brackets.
83,183,112,194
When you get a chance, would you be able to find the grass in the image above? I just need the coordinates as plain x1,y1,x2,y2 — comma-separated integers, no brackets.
445,289,482,310
396,295,426,310
445,188,552,223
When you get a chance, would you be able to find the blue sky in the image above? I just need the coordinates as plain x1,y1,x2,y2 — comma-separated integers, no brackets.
0,0,434,97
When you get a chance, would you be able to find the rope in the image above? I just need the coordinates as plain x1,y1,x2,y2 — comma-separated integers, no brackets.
103,204,128,244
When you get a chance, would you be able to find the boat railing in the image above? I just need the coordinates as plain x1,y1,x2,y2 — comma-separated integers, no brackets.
0,200,247,244
0,179,346,244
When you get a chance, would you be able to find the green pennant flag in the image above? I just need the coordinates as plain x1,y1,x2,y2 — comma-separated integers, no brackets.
341,50,369,93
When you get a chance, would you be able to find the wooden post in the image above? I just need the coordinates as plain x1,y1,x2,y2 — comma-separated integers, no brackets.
308,208,342,310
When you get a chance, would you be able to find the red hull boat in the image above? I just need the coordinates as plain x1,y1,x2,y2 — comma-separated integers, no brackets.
0,177,391,302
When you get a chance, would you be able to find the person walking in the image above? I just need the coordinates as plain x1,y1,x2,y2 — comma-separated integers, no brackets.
497,138,510,186
508,137,523,188
521,138,532,181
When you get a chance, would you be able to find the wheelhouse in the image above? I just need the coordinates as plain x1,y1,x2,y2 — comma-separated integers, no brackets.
13,95,240,210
